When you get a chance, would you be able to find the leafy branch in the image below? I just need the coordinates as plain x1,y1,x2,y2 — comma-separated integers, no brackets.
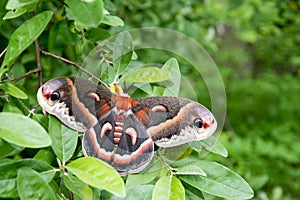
0,0,256,199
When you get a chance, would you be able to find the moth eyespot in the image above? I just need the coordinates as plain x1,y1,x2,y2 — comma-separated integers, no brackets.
50,91,60,101
194,118,203,128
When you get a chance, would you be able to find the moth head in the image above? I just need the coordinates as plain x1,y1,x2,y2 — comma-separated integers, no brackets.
37,78,68,112
182,101,217,141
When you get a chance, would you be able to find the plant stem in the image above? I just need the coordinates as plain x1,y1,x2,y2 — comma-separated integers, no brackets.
34,39,43,87
12,68,41,83
156,151,175,176
0,47,7,59
8,37,42,83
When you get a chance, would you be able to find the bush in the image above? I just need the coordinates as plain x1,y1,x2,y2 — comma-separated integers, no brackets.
1,0,299,199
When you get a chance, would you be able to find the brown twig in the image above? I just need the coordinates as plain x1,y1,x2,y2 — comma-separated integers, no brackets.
27,104,40,117
34,40,43,87
57,0,69,7
156,151,175,176
28,11,43,87
41,50,110,89
29,11,43,87
12,68,41,83
8,39,42,83
94,43,113,66
0,47,7,59
69,191,74,200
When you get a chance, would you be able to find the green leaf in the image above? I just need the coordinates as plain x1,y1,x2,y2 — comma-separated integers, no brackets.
0,159,55,182
190,136,228,158
179,160,254,199
102,15,124,27
3,8,27,20
239,30,258,43
63,175,92,200
91,187,102,200
48,116,78,164
134,83,153,96
6,0,38,9
175,163,207,176
3,102,23,114
1,11,53,68
4,0,38,20
48,180,61,196
0,159,55,198
183,182,205,200
202,137,228,158
0,140,23,158
76,37,85,55
158,144,191,161
17,168,57,200
0,178,17,198
32,113,49,130
152,176,185,200
0,112,51,148
85,27,110,42
0,69,7,79
34,148,55,165
0,0,8,26
113,31,133,75
120,67,173,83
66,157,125,197
126,158,162,187
65,0,103,28
0,83,28,99
110,185,154,200
9,95,30,114
153,58,181,96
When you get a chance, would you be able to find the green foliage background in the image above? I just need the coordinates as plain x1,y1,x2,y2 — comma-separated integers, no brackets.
0,0,299,199
113,1,300,199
